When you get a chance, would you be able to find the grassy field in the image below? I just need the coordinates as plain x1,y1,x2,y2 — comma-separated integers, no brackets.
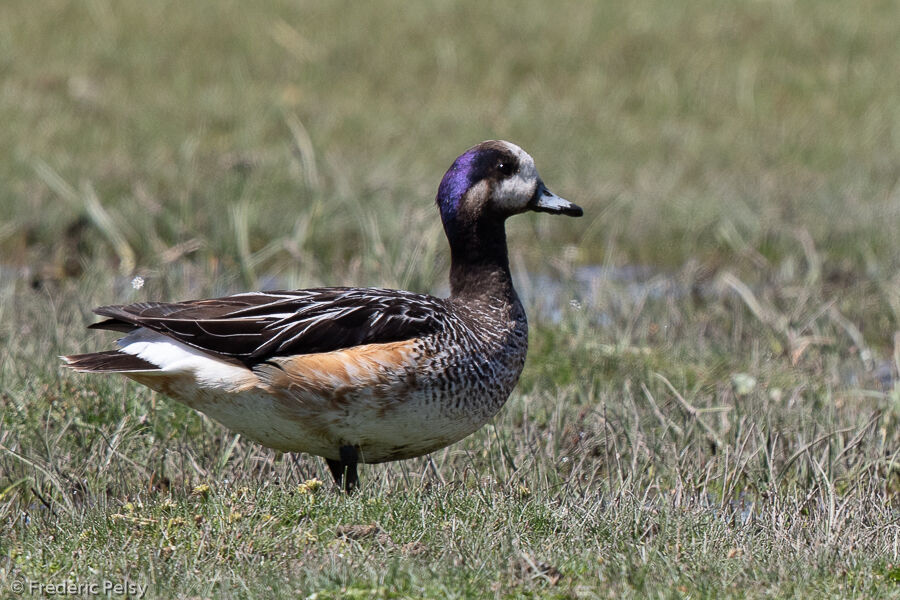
3,0,900,597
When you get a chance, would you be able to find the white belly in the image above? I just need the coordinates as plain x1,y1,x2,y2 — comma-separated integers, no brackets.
130,371,489,462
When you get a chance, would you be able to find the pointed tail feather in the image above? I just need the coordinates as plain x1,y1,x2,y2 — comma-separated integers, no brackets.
88,319,138,333
61,351,159,373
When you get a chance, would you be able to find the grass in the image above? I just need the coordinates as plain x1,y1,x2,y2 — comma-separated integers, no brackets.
2,0,900,597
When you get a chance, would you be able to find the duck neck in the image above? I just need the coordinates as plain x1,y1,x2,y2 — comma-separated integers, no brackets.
447,217,517,302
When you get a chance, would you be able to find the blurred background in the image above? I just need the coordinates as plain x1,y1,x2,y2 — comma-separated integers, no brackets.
4,0,900,310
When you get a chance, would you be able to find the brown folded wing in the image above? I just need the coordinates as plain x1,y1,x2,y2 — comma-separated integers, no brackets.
89,287,446,366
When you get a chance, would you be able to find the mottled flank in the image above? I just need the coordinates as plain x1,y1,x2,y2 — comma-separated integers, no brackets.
64,140,581,487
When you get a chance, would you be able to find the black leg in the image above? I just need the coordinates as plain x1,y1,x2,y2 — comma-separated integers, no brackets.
326,458,344,487
341,445,359,492
326,445,359,494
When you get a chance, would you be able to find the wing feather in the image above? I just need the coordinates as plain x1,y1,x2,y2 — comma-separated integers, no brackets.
90,287,444,366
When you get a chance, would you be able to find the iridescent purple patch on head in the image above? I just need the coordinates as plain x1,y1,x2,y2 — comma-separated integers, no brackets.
436,148,478,225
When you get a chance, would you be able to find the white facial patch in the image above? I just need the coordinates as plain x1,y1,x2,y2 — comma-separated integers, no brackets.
492,141,540,212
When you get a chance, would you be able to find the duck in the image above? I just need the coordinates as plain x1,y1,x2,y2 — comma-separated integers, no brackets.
63,140,583,492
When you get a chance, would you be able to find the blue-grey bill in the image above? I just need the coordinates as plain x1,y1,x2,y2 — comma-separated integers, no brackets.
530,184,583,216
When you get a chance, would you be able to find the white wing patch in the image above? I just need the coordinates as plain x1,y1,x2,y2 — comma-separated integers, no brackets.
117,328,255,390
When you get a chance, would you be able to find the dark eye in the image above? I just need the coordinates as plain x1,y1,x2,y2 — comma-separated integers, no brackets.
497,161,516,176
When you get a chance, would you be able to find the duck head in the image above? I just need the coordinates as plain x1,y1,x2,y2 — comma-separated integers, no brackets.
436,140,582,298
436,140,582,235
